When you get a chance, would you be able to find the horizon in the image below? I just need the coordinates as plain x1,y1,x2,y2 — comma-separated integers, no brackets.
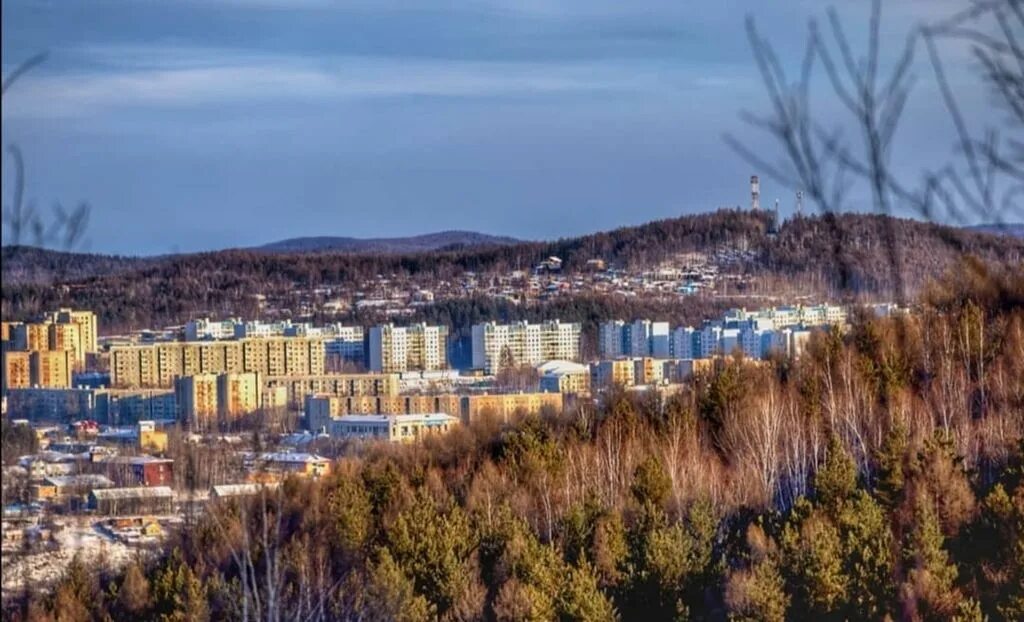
0,208,1020,259
2,1,1000,255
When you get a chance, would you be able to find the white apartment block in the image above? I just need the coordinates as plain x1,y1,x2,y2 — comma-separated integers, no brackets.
368,323,448,373
472,320,581,374
184,318,240,341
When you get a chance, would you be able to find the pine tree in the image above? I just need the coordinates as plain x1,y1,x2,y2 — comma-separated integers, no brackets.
874,420,908,509
901,494,960,620
558,558,618,622
117,561,152,616
813,436,857,512
364,548,434,622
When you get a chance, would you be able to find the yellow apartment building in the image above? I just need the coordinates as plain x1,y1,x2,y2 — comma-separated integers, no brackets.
2,350,32,392
174,374,218,427
30,350,72,389
591,359,637,389
49,322,83,369
217,372,262,420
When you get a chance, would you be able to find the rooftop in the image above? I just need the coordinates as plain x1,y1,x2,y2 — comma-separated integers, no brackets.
91,486,174,500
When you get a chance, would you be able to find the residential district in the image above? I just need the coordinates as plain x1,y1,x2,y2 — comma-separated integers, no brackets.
0,301,902,594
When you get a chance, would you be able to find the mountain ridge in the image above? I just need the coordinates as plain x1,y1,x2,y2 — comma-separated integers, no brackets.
255,230,521,253
3,210,1022,330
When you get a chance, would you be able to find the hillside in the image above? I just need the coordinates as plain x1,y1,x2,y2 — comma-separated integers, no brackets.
256,230,521,254
2,210,1021,329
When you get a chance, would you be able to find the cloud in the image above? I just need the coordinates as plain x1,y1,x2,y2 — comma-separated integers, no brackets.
1,46,709,119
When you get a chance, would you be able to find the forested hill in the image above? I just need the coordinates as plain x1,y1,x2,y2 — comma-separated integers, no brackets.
256,230,521,253
2,210,1021,327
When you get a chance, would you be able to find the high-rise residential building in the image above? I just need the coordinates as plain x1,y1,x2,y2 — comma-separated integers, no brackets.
12,322,51,352
368,323,447,373
598,320,627,358
599,320,670,358
30,350,72,389
174,374,218,427
1,321,17,343
471,320,581,374
217,372,262,420
54,309,98,356
670,327,697,359
325,326,365,367
4,310,98,374
2,350,32,393
111,337,326,388
49,322,83,369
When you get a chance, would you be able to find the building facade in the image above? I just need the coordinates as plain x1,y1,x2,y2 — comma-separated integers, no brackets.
471,320,581,374
368,323,448,373
111,337,326,388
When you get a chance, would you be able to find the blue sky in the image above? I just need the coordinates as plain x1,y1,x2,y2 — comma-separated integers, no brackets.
1,0,989,255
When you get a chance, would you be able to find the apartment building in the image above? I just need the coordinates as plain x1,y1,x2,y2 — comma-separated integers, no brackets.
536,360,591,395
48,322,83,368
269,372,399,410
8,309,99,364
217,372,262,421
591,359,637,389
12,322,51,353
670,327,697,359
330,413,459,443
174,374,218,426
598,320,671,358
2,350,32,392
471,320,581,374
304,391,560,427
111,337,326,388
53,309,98,356
4,387,176,424
461,392,563,424
325,326,366,366
29,351,73,389
368,323,448,373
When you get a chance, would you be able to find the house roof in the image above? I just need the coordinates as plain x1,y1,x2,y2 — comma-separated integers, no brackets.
44,474,114,489
91,486,173,500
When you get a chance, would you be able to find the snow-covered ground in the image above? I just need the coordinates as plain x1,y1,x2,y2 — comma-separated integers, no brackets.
1,517,148,599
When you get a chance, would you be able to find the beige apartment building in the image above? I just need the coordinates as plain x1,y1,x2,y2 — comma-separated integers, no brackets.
2,350,32,392
265,372,400,409
3,309,98,373
305,390,562,428
54,308,99,355
48,322,83,368
111,337,326,388
174,374,218,426
368,323,448,373
31,350,73,389
12,322,51,352
217,372,262,420
591,359,637,389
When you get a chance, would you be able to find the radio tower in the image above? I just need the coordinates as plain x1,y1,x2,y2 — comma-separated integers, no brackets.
795,190,803,215
750,175,761,211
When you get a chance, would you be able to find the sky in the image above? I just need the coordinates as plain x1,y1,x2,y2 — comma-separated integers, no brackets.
0,0,999,255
